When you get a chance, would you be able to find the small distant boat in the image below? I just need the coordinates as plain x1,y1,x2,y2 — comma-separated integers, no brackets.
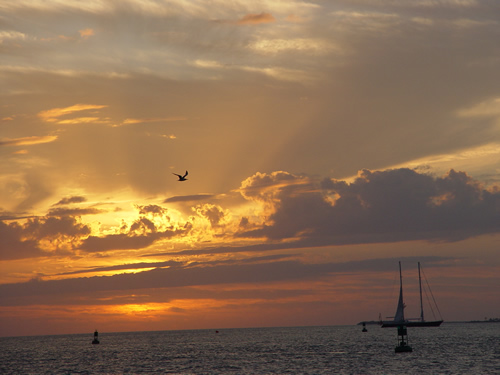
92,330,100,344
380,262,443,328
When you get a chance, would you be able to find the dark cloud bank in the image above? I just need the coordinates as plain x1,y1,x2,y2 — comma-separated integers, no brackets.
240,168,500,244
1,168,499,261
0,255,448,305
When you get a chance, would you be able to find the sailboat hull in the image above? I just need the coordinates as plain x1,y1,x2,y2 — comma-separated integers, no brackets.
381,320,443,328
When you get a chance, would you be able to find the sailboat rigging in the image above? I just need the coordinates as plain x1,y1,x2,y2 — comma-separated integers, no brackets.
380,261,443,328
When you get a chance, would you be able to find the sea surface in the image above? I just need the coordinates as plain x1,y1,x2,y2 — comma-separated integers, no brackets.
1,323,499,374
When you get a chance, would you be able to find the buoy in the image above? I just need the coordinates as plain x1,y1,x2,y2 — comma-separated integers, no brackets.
395,325,412,353
92,329,100,344
362,322,368,332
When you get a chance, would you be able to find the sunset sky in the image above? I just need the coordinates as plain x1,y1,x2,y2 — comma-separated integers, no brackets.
1,0,500,337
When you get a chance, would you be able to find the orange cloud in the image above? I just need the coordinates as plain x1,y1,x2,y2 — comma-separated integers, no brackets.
57,117,109,125
237,12,275,25
0,135,58,147
79,28,95,38
122,116,187,125
38,104,107,123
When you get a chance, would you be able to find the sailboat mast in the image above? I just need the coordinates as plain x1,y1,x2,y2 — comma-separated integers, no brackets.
399,261,403,288
418,262,424,322
398,261,405,321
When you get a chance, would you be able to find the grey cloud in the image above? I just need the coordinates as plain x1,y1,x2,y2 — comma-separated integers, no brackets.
0,284,310,308
164,194,215,203
23,215,91,239
136,204,169,216
79,204,192,252
0,220,42,260
0,216,91,260
47,207,104,216
241,168,500,244
56,254,292,277
0,255,448,304
79,228,187,253
53,196,87,206
0,203,190,259
194,204,227,228
55,260,183,276
143,242,296,258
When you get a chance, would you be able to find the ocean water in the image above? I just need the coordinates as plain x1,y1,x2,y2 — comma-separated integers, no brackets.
1,323,499,374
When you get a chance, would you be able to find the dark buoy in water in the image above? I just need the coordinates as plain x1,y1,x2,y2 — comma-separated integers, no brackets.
395,325,412,353
92,329,100,344
362,322,368,332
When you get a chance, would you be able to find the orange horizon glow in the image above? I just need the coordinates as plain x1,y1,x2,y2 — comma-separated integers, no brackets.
2,0,500,338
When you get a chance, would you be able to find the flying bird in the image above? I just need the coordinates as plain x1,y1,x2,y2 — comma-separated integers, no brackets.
173,170,188,181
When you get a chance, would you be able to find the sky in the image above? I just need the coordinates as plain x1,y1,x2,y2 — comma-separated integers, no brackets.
1,0,500,337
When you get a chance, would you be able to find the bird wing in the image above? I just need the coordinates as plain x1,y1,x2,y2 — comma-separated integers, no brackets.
183,171,188,178
172,173,181,177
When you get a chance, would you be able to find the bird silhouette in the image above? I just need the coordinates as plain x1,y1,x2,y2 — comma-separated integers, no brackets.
173,170,188,181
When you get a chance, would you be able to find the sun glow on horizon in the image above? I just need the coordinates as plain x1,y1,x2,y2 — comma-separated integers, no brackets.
1,0,500,338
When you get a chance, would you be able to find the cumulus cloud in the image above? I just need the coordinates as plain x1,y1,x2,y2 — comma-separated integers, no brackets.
136,204,169,217
0,221,41,260
2,168,498,260
0,204,189,259
238,168,500,244
79,204,191,252
0,216,91,260
239,171,309,203
80,232,171,253
193,203,230,228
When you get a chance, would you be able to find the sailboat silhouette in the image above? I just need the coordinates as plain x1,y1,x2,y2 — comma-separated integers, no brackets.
380,262,443,328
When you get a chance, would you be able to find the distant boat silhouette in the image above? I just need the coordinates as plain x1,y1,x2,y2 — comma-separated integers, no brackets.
380,262,443,328
173,171,188,181
92,330,100,344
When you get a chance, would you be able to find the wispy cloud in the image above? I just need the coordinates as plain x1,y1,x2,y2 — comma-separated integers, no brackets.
236,12,276,25
0,255,449,301
249,38,336,55
122,117,187,125
0,135,58,147
457,97,500,118
38,104,108,123
164,194,216,203
53,196,87,206
0,30,26,42
78,28,94,38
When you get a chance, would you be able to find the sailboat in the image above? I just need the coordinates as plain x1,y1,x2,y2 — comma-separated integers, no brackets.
380,261,443,328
